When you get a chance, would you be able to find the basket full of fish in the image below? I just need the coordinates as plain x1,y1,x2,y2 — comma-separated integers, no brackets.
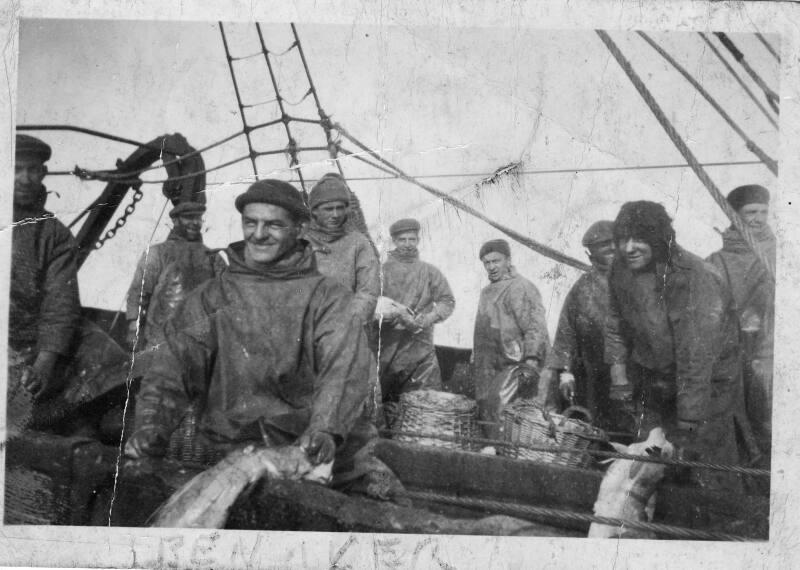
499,400,608,468
394,389,479,451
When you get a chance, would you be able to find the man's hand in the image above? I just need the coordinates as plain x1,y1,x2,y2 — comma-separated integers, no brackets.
299,431,337,465
609,363,633,402
558,371,576,402
124,426,168,459
411,312,436,332
21,351,59,399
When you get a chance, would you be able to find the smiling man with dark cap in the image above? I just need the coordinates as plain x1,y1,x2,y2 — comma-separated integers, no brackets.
473,238,549,438
537,221,622,430
10,134,81,400
708,184,775,464
125,200,225,353
377,218,455,403
125,179,372,473
304,173,379,324
605,200,744,491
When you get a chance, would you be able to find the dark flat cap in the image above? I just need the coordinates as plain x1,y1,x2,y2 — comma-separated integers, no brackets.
16,134,52,162
309,173,350,209
479,239,511,259
389,218,421,236
169,201,206,218
581,220,614,247
235,179,310,220
727,185,770,212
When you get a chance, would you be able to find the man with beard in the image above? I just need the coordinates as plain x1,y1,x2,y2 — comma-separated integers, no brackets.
10,134,81,401
125,201,224,352
605,201,742,491
537,221,624,431
708,185,775,462
473,239,549,439
377,218,455,402
124,180,372,472
304,173,379,324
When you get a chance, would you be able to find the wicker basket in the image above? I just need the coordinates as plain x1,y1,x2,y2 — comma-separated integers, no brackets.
395,390,478,451
499,400,607,468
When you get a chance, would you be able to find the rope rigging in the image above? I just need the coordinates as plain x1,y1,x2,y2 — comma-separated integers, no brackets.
637,31,778,175
755,32,780,63
714,32,779,115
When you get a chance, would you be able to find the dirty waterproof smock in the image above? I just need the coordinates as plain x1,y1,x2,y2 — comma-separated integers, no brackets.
605,245,742,490
378,249,455,400
126,229,225,347
708,226,775,457
134,240,372,447
473,272,549,437
545,268,615,427
305,224,380,324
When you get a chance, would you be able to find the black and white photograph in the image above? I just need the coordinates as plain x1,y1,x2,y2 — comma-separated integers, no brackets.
1,1,798,567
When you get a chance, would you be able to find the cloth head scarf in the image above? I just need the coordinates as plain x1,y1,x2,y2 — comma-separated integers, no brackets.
581,220,615,247
727,185,770,212
479,239,511,260
613,201,676,265
235,179,310,221
169,201,206,218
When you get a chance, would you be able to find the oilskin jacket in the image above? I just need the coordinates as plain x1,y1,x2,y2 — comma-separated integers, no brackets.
473,272,549,403
134,240,372,445
545,268,610,419
305,226,380,324
605,245,740,424
9,203,81,356
126,229,224,346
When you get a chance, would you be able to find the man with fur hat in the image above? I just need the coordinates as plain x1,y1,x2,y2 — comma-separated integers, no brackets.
708,185,775,462
304,172,379,324
605,201,743,491
538,221,623,431
125,180,373,473
377,218,455,402
125,200,225,352
473,239,549,439
10,134,81,400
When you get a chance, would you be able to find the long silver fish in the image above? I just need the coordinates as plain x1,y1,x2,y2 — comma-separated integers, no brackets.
151,445,331,529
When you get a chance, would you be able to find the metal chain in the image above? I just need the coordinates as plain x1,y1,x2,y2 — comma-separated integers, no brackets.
94,186,144,249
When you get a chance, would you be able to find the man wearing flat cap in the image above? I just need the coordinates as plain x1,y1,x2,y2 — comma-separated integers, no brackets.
304,173,379,324
125,200,224,353
708,185,775,463
125,179,372,472
537,221,622,429
473,239,549,439
605,201,743,491
377,218,455,403
9,134,81,401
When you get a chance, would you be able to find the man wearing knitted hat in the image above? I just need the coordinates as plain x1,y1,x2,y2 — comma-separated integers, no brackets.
708,185,774,464
125,200,224,352
377,218,455,403
538,221,623,431
304,173,379,324
605,201,743,491
126,179,372,473
473,239,549,439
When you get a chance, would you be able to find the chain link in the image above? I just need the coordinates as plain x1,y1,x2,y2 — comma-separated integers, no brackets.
94,186,144,249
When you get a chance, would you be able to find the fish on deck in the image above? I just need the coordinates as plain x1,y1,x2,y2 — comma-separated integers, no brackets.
588,427,675,539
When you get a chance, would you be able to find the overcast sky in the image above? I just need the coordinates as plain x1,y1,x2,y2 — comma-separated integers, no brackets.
16,19,779,347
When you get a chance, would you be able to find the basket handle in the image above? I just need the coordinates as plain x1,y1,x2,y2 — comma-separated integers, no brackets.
560,405,593,425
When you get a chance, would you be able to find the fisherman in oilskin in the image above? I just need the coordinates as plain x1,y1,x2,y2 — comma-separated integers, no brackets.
708,185,775,465
304,172,379,325
605,201,742,492
125,180,372,469
125,200,225,353
538,221,625,431
472,239,549,439
377,218,455,402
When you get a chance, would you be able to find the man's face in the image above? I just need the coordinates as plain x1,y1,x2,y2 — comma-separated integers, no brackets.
617,237,653,272
313,201,348,230
392,231,419,253
241,203,303,266
738,203,769,230
482,252,512,282
14,155,47,208
588,239,616,272
174,213,204,241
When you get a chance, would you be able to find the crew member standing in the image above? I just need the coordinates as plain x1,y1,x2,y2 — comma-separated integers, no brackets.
377,218,455,402
473,239,549,439
605,201,742,491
